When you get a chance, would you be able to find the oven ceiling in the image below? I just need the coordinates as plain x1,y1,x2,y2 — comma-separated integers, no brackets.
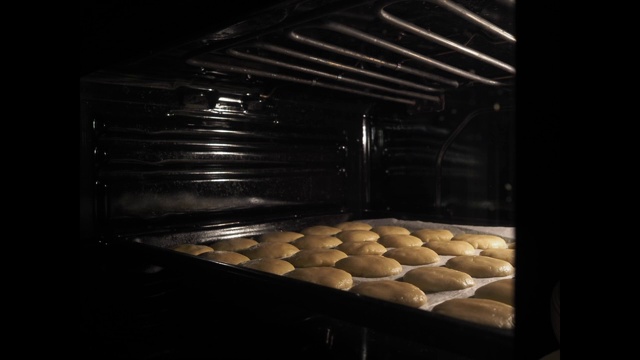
82,0,515,108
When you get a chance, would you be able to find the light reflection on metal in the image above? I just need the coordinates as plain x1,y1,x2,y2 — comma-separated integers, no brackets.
428,0,515,43
288,29,459,88
321,22,503,86
378,2,515,74
243,42,444,93
187,57,422,106
227,48,441,102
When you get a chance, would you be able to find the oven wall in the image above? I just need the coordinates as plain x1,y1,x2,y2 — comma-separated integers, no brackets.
368,85,515,226
80,75,514,242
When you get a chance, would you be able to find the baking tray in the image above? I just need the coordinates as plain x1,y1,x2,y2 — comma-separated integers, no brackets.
119,216,515,360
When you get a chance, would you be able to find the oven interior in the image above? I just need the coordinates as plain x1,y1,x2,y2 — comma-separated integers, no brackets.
80,1,560,359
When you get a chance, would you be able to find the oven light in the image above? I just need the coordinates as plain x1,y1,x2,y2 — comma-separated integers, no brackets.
218,96,242,103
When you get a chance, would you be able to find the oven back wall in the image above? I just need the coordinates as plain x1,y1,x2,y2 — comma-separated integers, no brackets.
81,79,372,240
369,86,515,226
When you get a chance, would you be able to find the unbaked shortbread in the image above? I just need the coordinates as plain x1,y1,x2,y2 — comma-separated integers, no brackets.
258,231,304,243
171,244,214,256
402,266,475,293
451,234,508,249
291,235,342,250
336,230,380,242
334,221,372,231
299,225,342,236
285,248,348,268
474,278,515,306
349,280,428,308
423,240,475,256
284,267,353,290
445,255,515,278
371,226,411,236
336,241,387,255
199,251,250,265
377,234,424,248
480,248,515,266
431,298,514,329
240,258,295,275
209,238,258,252
383,247,440,266
240,242,300,260
411,229,454,242
334,255,403,278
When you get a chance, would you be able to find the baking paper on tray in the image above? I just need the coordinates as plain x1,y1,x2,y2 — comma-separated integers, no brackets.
348,218,515,311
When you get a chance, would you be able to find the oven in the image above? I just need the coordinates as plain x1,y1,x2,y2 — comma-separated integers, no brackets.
80,1,560,359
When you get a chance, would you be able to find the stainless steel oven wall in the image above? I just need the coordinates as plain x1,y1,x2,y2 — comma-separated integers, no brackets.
368,85,515,225
80,76,376,240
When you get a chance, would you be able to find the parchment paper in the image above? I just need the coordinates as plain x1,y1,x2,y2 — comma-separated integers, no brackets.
348,218,515,311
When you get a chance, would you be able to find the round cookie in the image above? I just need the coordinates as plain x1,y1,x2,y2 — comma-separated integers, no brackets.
349,280,427,308
334,221,372,231
240,258,295,275
378,234,423,248
285,249,348,268
292,235,342,250
411,229,454,242
299,225,342,236
258,231,304,243
402,266,474,292
334,255,403,278
431,298,514,329
335,230,380,242
451,234,508,249
445,255,515,278
474,278,515,306
423,240,475,256
209,238,258,252
383,247,440,266
199,251,250,265
284,267,353,290
240,242,300,260
170,244,214,256
480,248,515,266
371,225,411,236
336,241,387,255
